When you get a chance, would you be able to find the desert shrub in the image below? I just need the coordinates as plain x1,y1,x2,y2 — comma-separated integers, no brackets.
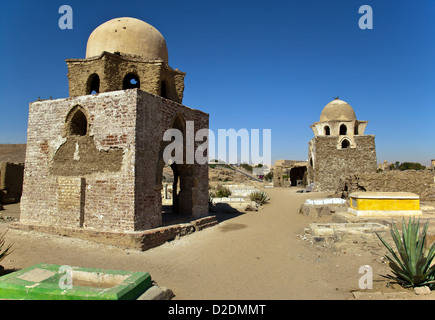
214,185,232,198
241,163,253,172
0,230,13,265
249,191,270,205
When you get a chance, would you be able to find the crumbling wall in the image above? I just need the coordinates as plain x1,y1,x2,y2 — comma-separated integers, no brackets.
0,162,24,204
273,166,285,187
273,160,308,187
336,170,435,201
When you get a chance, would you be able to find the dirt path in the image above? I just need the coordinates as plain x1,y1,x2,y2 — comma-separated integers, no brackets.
0,188,426,300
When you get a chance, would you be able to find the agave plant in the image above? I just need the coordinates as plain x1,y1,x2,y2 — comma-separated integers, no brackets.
249,191,270,205
0,230,13,264
376,217,435,289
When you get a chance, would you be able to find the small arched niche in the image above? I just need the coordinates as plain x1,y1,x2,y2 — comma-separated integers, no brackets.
66,106,88,136
341,139,350,149
123,73,140,90
324,125,330,136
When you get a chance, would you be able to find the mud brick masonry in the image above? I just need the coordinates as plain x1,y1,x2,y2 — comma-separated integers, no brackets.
14,17,214,248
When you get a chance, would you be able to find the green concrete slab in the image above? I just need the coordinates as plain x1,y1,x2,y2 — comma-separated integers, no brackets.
0,263,152,300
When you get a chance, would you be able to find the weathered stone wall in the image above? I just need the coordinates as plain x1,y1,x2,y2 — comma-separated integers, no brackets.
66,52,185,103
310,135,377,192
336,170,435,201
273,162,308,187
0,162,24,204
20,89,209,232
273,166,285,187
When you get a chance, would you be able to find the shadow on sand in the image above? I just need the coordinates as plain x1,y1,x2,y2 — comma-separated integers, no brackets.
161,203,247,227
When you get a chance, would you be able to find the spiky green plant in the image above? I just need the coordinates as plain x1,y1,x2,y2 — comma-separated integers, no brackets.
0,230,13,264
214,185,232,198
376,217,435,289
249,191,270,205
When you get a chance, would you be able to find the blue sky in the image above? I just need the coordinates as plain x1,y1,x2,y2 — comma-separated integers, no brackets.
0,0,434,165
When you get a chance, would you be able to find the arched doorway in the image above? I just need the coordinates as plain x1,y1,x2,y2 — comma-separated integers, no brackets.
157,113,195,225
290,166,308,186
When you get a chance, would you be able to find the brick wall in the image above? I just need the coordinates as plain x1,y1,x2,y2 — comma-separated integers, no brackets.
20,89,209,233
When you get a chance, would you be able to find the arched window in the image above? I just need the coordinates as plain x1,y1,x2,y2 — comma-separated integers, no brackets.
87,73,100,94
339,124,347,135
324,125,330,136
66,106,88,136
161,80,167,99
123,73,140,90
341,139,350,149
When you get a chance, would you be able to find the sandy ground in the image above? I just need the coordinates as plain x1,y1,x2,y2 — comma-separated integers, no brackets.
0,187,434,300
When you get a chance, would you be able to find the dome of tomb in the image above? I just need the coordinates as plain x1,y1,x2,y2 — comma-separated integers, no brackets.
319,99,357,122
85,17,169,62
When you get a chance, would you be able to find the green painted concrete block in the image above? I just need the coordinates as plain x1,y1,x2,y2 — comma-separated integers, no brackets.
0,263,152,300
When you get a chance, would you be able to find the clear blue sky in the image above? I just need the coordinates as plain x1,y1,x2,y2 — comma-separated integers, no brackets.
0,0,434,165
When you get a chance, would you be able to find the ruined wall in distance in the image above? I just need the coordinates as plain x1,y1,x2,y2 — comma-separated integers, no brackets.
336,170,435,201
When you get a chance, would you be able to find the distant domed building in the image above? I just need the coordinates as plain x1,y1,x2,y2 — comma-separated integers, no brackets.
307,98,377,191
18,18,211,245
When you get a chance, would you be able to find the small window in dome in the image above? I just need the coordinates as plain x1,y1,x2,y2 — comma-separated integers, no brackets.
123,73,140,89
324,126,330,136
87,73,100,94
340,124,347,135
